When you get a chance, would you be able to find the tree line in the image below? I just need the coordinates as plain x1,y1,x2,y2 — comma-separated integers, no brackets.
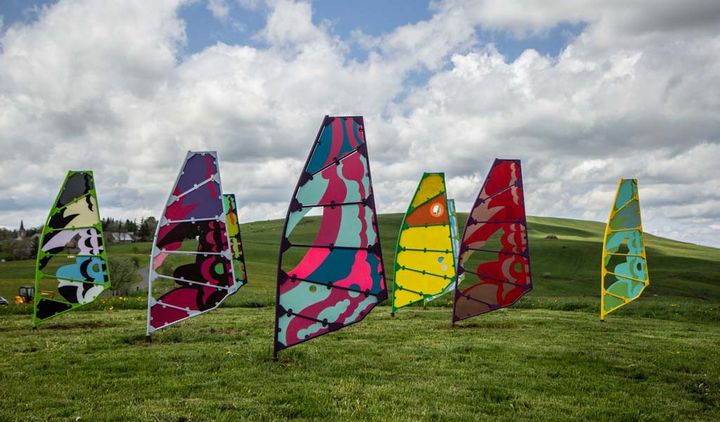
0,216,157,261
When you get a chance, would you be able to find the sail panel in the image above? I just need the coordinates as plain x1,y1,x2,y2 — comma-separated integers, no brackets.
276,279,379,347
282,247,384,294
601,179,649,319
33,170,110,325
452,159,532,322
274,116,386,355
391,173,457,312
147,152,246,334
305,117,365,175
286,203,378,249
223,194,248,292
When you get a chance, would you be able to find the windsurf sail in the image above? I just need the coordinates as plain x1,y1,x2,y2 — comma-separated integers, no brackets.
425,198,462,304
452,159,532,323
600,179,649,320
33,170,110,325
273,115,386,357
223,193,249,291
391,173,457,313
146,151,247,335
447,199,460,260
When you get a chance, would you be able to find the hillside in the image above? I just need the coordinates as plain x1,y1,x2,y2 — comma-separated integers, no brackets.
1,214,718,319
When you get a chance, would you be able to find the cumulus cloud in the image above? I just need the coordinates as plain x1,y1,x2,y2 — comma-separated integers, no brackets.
0,0,719,247
207,0,230,21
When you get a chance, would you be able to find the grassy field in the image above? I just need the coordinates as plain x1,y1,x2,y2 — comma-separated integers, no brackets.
1,215,719,420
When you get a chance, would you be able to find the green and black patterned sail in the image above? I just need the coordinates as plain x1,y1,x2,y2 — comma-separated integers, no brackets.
33,171,110,325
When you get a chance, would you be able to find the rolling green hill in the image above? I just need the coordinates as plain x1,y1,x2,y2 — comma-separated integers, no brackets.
1,214,719,317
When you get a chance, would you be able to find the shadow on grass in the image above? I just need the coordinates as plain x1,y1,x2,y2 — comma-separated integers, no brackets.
449,321,522,330
38,320,122,330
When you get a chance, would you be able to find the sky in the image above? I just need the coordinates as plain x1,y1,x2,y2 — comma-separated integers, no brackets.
0,0,718,247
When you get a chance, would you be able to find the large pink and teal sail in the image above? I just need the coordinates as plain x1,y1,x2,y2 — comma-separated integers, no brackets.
274,116,386,356
146,151,247,335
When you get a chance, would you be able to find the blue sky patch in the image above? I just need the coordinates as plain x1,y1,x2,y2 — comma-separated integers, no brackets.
1,0,583,62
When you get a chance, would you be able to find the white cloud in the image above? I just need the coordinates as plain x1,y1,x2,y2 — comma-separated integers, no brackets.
235,0,261,11
0,0,719,248
207,0,230,21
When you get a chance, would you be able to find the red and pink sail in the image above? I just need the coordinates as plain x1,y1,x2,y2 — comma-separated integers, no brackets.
146,151,247,335
452,159,533,322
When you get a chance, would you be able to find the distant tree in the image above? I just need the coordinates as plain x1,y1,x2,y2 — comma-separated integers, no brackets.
28,237,39,259
25,227,41,237
0,238,35,260
137,217,157,242
0,228,12,241
108,257,140,296
124,219,138,234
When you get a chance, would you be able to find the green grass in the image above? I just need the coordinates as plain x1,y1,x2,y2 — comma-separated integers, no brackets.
1,307,719,420
1,215,719,420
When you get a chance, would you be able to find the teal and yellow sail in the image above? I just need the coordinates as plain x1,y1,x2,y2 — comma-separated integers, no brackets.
391,173,457,314
601,179,649,320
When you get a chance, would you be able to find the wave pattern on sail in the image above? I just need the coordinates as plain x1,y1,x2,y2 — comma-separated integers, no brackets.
274,116,387,355
452,159,532,322
33,171,110,325
601,179,649,319
146,151,246,334
392,173,456,312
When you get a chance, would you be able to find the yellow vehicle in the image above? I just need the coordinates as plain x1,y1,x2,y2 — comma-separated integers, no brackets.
14,286,54,304
15,285,35,304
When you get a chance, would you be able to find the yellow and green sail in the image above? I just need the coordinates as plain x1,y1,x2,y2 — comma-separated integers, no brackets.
601,179,650,320
391,173,457,314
